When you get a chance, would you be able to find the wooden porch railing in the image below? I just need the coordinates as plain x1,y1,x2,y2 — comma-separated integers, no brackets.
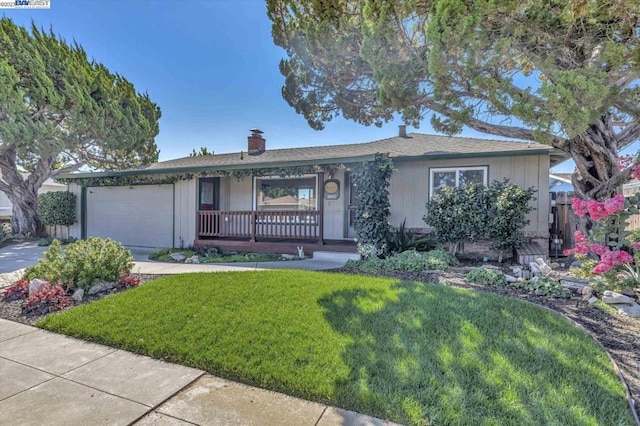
198,210,321,241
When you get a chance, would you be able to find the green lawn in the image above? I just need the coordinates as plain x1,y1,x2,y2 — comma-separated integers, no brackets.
38,271,634,425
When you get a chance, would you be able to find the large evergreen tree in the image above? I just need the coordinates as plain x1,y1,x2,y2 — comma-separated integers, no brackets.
267,0,639,200
0,19,160,235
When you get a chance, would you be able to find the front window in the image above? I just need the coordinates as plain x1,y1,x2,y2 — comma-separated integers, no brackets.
256,176,317,211
430,166,488,197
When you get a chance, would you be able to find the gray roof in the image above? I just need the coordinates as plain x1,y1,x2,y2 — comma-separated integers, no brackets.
146,133,552,170
60,133,559,179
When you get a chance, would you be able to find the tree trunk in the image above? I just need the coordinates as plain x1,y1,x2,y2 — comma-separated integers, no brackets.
0,146,52,237
565,113,625,233
7,189,43,236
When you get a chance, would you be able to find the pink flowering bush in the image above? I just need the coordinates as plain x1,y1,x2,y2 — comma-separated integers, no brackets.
565,186,640,289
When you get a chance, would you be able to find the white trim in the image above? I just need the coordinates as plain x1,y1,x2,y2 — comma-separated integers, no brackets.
429,166,488,198
252,174,319,210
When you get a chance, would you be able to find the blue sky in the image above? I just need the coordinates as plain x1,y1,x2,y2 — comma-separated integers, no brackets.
4,0,637,172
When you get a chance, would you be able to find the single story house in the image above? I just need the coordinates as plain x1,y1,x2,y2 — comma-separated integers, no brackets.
0,175,67,221
60,127,565,254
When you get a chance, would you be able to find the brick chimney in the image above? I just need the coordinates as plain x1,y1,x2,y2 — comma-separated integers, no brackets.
248,129,266,155
398,124,407,138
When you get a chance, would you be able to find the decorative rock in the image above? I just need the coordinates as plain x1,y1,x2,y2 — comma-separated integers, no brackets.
170,252,186,262
621,287,636,298
87,281,117,295
529,262,541,277
560,279,589,294
482,264,500,270
602,291,635,305
72,288,84,303
588,296,598,305
535,258,552,275
615,302,640,318
516,277,526,282
581,285,594,301
184,257,193,264
281,254,296,260
512,267,523,278
504,274,517,283
570,260,582,268
549,262,561,269
29,278,48,295
190,255,200,264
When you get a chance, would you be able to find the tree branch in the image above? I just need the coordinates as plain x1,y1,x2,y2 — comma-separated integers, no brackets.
616,123,640,149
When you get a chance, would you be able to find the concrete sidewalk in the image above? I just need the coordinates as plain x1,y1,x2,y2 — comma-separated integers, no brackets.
0,319,397,426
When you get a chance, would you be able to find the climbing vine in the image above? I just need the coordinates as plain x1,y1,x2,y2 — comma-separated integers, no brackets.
56,164,346,187
353,154,395,257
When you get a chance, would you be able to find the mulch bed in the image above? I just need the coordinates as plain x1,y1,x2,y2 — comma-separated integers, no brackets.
332,264,640,419
0,274,162,326
1,266,638,418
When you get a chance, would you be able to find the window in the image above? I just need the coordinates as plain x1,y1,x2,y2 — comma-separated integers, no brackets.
430,166,488,197
255,176,317,211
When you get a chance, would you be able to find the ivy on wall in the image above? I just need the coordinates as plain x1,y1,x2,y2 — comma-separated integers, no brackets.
352,154,395,256
57,164,346,187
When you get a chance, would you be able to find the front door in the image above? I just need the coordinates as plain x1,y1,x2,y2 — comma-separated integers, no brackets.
345,172,358,238
199,177,220,211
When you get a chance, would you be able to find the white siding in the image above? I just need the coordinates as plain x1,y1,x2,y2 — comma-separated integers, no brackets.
322,169,346,240
174,179,196,248
390,154,550,238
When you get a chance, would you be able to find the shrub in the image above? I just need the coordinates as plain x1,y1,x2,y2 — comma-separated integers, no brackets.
353,154,395,256
38,236,77,246
387,219,439,253
22,282,74,317
466,267,507,286
349,248,457,272
37,191,76,227
522,277,568,298
119,276,141,289
149,247,172,260
2,279,29,302
25,238,134,291
424,180,535,260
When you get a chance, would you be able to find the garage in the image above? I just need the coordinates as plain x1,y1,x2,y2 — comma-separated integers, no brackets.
86,185,174,248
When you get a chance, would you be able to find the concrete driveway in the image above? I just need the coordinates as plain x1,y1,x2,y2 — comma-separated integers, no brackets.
0,242,46,274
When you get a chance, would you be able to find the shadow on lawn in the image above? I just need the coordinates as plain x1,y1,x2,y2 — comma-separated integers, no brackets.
318,280,631,426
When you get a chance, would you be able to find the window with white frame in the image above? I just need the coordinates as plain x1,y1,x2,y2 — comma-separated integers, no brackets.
429,166,488,197
255,176,318,211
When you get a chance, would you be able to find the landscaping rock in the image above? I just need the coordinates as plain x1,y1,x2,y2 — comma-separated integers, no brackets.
87,281,118,295
512,267,523,278
549,262,561,269
170,253,186,262
504,274,517,283
184,257,192,264
570,260,582,268
621,287,636,298
72,288,84,303
616,302,640,318
29,279,48,295
481,264,500,270
281,254,296,260
529,262,541,277
190,255,200,264
588,296,598,305
581,285,594,302
602,291,635,305
535,258,552,275
560,279,589,294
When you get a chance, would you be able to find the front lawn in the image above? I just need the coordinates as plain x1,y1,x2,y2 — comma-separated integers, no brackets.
38,271,634,425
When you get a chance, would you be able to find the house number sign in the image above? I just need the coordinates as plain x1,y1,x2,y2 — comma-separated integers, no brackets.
324,179,340,200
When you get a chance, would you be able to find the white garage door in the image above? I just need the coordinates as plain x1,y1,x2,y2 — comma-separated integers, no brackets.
87,185,174,248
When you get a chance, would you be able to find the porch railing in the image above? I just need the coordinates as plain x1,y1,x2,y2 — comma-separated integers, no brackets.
198,210,321,241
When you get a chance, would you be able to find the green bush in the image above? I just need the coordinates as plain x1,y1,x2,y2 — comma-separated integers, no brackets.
37,191,76,226
25,238,134,291
38,236,77,246
466,267,507,286
387,218,438,253
522,277,568,298
353,154,395,256
347,248,458,272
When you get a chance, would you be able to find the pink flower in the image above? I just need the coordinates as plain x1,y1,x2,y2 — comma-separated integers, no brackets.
603,194,625,215
632,163,640,180
631,242,640,251
565,231,590,256
590,244,609,256
593,262,613,274
571,198,588,217
587,200,610,221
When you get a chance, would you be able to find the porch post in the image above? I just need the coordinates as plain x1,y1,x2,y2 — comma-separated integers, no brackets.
318,172,324,245
251,211,257,242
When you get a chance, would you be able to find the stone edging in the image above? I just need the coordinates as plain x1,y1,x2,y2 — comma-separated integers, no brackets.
519,298,640,426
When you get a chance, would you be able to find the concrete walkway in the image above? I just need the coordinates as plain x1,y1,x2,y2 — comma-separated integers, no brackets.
0,319,397,426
